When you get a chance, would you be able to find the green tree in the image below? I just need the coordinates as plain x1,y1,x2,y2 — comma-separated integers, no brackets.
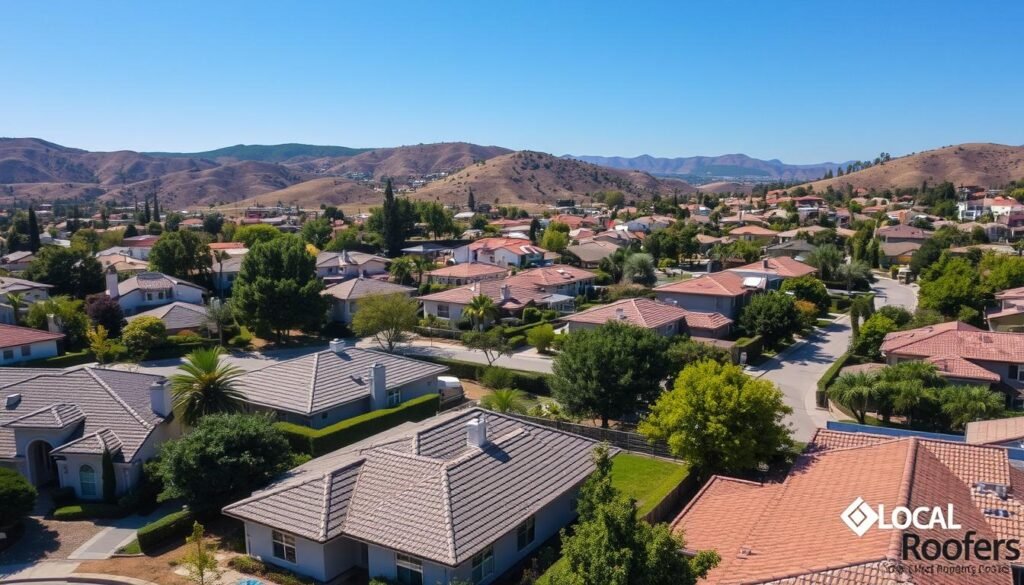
464,294,499,330
24,247,104,298
467,188,476,211
540,229,569,254
146,221,163,235
351,293,419,352
779,275,829,312
202,214,224,236
300,218,333,249
205,298,235,346
182,522,221,585
0,467,37,527
233,224,282,247
27,207,40,252
380,179,412,256
170,347,245,427
939,385,1005,431
232,234,327,342
727,240,762,263
622,253,656,286
852,313,897,360
526,323,555,353
664,337,731,380
461,329,513,366
805,243,844,281
918,257,981,318
551,321,668,427
835,260,875,292
87,325,122,364
640,360,794,477
148,230,212,282
739,292,800,346
388,256,415,286
27,296,90,348
828,371,877,424
6,292,25,325
479,388,529,414
156,413,292,513
417,201,454,239
122,315,168,358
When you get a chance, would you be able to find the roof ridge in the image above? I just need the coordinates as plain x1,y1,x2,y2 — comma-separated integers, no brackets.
441,465,457,564
887,437,919,560
86,368,153,431
2,401,73,426
318,472,331,541
308,352,319,414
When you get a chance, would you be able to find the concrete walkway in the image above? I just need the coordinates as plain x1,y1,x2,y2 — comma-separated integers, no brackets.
66,504,177,561
0,561,79,582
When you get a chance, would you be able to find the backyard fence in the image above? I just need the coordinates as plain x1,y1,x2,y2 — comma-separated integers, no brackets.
507,414,679,460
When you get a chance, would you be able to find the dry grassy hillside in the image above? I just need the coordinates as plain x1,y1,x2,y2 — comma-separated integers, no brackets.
110,161,307,209
805,143,1024,191
288,142,511,180
222,177,379,211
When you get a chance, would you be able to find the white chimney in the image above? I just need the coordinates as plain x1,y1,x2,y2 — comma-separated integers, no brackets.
46,313,61,334
616,307,626,320
466,415,488,448
369,363,387,409
500,284,511,301
762,258,769,269
329,338,346,353
149,380,172,418
106,266,120,299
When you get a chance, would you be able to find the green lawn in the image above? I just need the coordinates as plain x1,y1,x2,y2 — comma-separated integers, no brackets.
610,454,689,515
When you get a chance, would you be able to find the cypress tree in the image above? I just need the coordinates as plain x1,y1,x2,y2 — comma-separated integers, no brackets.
27,207,41,252
143,200,151,224
381,179,403,257
152,195,160,222
102,448,117,503
467,188,476,211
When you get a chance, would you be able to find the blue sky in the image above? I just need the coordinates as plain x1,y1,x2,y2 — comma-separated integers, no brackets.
2,1,1021,163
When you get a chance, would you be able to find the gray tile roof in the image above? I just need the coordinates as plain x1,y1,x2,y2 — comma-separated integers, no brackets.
0,276,51,295
118,272,206,296
51,428,123,456
127,301,209,331
316,251,389,269
321,278,415,301
234,348,448,415
224,409,605,566
0,367,167,461
2,403,85,429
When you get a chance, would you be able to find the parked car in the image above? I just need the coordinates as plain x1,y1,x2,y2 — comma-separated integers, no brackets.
438,376,465,404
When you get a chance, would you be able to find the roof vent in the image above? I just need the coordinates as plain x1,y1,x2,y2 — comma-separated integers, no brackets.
975,482,1009,500
984,508,1011,518
5,394,21,409
616,307,627,320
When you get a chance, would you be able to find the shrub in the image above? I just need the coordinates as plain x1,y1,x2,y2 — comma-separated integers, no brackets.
852,313,898,360
794,300,819,331
137,509,195,554
122,316,168,358
229,326,253,348
53,503,129,521
52,486,76,507
522,307,542,324
541,309,558,321
527,323,556,353
169,331,205,344
416,356,553,396
481,366,514,390
507,334,527,348
780,275,830,313
0,468,37,527
228,556,315,585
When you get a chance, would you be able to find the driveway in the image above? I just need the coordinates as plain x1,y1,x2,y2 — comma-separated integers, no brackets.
354,337,553,373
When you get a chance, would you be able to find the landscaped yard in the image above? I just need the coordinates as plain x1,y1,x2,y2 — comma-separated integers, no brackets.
610,453,689,515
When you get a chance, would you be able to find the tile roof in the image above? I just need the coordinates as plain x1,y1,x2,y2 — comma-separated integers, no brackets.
117,272,207,296
127,302,209,331
674,430,1019,585
2,402,85,429
966,417,1024,446
728,225,777,236
504,265,597,288
51,428,123,456
565,240,620,263
224,409,604,566
729,257,817,278
234,347,448,415
316,250,389,269
427,262,508,279
876,224,932,240
0,323,65,349
654,271,753,297
926,355,1001,382
418,279,569,311
321,278,415,301
562,298,731,331
0,276,51,295
881,321,1024,364
467,237,546,257
995,286,1024,301
0,367,167,461
209,242,247,250
880,241,922,256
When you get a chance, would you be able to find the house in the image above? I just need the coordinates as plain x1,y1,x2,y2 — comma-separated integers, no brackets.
965,416,1024,448
210,254,245,296
1,276,52,325
881,321,1024,404
315,251,390,281
428,263,508,286
989,286,1024,332
126,302,210,334
1,251,37,271
727,257,817,288
105,269,206,316
875,224,931,244
234,342,448,429
420,280,573,323
879,241,921,267
565,240,620,268
223,409,604,584
0,323,64,365
451,238,547,269
96,253,150,275
727,225,777,242
773,225,841,243
504,265,596,298
672,428,1024,584
562,297,732,339
764,239,816,260
322,278,416,324
0,367,179,496
121,234,161,259
209,241,249,256
653,271,761,320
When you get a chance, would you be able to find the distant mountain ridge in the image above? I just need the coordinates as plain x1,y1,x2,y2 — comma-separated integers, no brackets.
567,153,847,182
145,143,373,163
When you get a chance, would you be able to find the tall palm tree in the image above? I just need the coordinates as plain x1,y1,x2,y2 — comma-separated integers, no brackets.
412,256,434,287
5,292,25,326
939,385,1005,431
205,298,235,346
464,294,499,331
828,372,876,424
480,388,529,414
389,256,414,286
212,250,231,300
170,347,245,426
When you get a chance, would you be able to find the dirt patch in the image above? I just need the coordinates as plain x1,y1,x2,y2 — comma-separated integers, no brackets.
0,516,103,564
462,380,490,401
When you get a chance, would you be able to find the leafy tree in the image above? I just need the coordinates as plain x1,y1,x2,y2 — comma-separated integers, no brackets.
0,467,36,527
805,243,843,281
87,325,123,364
540,229,569,254
918,257,981,318
835,260,875,291
146,221,163,235
155,413,292,513
124,224,139,238
232,234,327,342
938,385,1005,430
551,321,668,427
464,294,499,330
664,337,730,380
852,313,897,360
24,246,104,298
739,292,800,346
70,228,102,254
164,212,184,232
794,299,819,330
388,256,415,286
379,179,416,257
479,388,529,414
300,218,333,249
461,329,513,366
640,360,794,476
122,315,168,358
727,240,762,263
26,296,90,349
27,207,40,252
149,230,212,282
351,293,419,352
876,305,912,327
205,298,235,346
170,347,245,426
779,275,829,312
621,253,656,286
182,522,222,585
526,323,555,353
5,292,25,325
557,446,719,585
202,213,225,236
828,371,877,424
417,201,454,239
233,224,282,247
909,238,945,275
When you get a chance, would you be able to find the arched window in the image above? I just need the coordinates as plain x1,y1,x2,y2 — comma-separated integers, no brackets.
80,464,97,497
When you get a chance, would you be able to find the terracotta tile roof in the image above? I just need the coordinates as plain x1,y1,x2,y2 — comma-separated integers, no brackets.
504,265,597,288
966,417,1024,446
881,321,1024,364
729,257,817,278
427,263,508,279
0,323,65,349
876,224,931,240
995,286,1024,301
467,237,546,257
562,298,689,329
729,225,777,236
419,279,568,311
674,431,1019,585
565,240,620,263
926,355,1000,382
880,241,922,257
654,271,753,297
321,278,415,301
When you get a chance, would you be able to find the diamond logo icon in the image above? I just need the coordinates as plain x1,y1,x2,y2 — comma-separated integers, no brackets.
841,497,878,537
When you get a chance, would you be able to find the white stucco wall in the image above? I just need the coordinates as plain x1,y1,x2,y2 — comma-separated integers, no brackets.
422,300,466,323
0,339,59,365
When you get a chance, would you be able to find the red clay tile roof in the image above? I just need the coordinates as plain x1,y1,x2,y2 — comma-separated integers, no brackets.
966,418,1024,445
561,298,731,331
654,271,753,297
209,242,247,250
926,355,1001,382
427,263,508,279
467,237,546,256
729,257,817,278
504,265,597,288
729,225,777,236
876,224,931,240
881,321,1024,364
995,286,1024,301
0,323,65,349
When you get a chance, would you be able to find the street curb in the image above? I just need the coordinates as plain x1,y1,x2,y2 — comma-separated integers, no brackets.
2,574,157,585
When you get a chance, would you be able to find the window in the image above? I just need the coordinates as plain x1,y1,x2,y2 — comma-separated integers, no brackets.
146,293,153,301
1013,364,1024,381
2,349,12,360
437,304,450,319
387,388,401,408
157,291,165,300
20,345,31,357
517,516,536,551
396,553,423,585
80,465,97,497
471,546,495,583
272,530,296,563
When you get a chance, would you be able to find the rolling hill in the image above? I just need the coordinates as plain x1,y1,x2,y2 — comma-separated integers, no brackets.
803,143,1024,192
288,142,513,180
145,143,373,163
569,152,846,182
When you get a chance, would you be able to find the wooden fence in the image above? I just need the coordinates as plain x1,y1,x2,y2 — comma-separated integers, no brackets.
507,414,679,460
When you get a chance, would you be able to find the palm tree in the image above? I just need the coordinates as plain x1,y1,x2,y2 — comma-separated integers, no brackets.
412,256,434,287
389,256,414,286
828,372,876,424
464,294,498,331
205,299,235,346
806,243,844,282
212,250,231,300
939,386,1005,431
480,388,529,414
5,292,25,326
170,347,245,426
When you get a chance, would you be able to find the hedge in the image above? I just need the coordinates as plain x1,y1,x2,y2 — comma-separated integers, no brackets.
276,394,440,457
24,350,93,369
731,336,763,365
417,356,552,396
137,508,195,554
816,350,854,408
53,502,130,521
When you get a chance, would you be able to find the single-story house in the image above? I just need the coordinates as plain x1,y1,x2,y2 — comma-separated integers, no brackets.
322,278,416,324
316,251,390,281
121,234,161,260
879,241,921,268
96,253,150,275
875,224,931,244
0,367,179,496
420,280,573,323
0,251,37,272
727,225,777,242
0,323,64,365
561,297,732,339
126,302,210,334
428,263,508,286
1,276,52,325
653,271,762,320
989,286,1024,332
565,240,621,268
106,269,206,316
223,409,606,584
505,265,596,298
764,239,816,260
234,343,448,429
451,238,547,269
727,257,816,288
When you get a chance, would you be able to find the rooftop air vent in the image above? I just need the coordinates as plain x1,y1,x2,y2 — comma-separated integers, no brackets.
5,394,21,409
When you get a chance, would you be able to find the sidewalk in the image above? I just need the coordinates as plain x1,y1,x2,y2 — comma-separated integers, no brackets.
66,504,177,561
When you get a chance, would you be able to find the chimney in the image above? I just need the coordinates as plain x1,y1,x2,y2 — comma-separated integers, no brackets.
762,258,769,269
329,338,346,353
466,415,488,448
500,284,511,301
46,314,61,334
369,363,387,409
616,307,627,320
106,266,119,299
149,380,172,418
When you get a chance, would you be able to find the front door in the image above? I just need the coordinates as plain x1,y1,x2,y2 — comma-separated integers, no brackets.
27,440,56,486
